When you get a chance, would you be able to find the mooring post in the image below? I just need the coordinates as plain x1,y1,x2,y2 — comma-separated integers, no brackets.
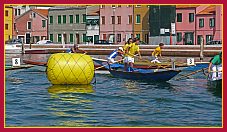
21,38,25,54
200,37,204,62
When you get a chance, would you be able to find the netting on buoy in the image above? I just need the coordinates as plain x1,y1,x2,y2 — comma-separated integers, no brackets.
46,53,94,85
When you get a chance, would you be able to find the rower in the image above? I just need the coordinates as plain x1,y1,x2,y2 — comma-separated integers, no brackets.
151,43,164,63
125,38,142,71
107,47,124,63
123,38,133,71
208,52,222,81
66,44,87,54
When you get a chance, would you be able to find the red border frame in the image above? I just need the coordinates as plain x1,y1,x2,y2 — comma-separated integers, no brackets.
1,0,225,132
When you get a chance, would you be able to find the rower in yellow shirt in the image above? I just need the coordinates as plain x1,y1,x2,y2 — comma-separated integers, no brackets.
151,43,164,63
123,38,133,71
124,38,142,71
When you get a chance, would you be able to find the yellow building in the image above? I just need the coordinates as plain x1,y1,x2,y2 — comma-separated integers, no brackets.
133,5,149,44
5,6,13,42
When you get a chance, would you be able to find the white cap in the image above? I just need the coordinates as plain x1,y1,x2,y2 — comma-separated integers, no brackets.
118,47,123,51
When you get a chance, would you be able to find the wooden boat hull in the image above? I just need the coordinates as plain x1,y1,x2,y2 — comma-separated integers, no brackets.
208,79,222,89
109,69,181,82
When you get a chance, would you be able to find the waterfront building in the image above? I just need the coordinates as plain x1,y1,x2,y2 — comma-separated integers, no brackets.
100,5,133,44
86,6,100,44
48,6,87,44
5,6,13,42
149,5,176,45
176,5,222,45
133,5,149,44
14,9,48,44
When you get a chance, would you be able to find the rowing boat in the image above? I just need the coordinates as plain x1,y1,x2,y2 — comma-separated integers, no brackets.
109,67,181,82
93,57,210,72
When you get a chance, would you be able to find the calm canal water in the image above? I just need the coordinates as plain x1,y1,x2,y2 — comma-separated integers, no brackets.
5,54,222,127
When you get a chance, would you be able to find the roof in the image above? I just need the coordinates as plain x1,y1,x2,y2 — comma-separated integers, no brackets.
32,9,48,17
49,6,86,11
15,9,48,20
87,6,99,16
176,5,199,9
197,5,216,15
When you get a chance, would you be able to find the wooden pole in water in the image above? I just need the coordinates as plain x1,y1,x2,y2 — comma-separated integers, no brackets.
200,36,204,61
21,38,25,54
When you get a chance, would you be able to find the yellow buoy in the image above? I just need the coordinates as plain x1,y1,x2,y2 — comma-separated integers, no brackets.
46,53,94,85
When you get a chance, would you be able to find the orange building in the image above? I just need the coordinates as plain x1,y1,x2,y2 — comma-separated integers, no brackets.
133,5,149,44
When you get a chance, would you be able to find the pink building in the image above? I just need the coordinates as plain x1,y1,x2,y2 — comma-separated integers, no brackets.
14,9,48,44
176,5,222,45
100,5,133,44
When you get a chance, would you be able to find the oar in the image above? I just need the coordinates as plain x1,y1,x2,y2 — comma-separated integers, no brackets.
175,67,208,81
95,58,123,70
145,59,171,70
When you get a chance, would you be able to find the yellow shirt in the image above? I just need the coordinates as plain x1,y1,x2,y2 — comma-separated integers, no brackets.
123,43,129,52
127,43,140,58
152,46,161,57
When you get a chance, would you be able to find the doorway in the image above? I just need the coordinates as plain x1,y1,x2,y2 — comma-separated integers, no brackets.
25,33,31,44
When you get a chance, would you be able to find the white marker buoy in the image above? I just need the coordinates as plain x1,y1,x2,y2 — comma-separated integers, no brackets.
187,58,195,66
12,58,21,67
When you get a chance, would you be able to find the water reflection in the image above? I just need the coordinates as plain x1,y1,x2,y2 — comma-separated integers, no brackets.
48,84,94,94
47,84,97,127
123,79,177,94
207,80,222,98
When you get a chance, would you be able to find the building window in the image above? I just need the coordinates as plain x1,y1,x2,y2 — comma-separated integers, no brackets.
177,32,182,42
197,35,203,45
206,35,213,44
58,34,62,43
127,5,132,7
82,14,86,23
103,34,107,40
49,34,53,41
101,16,105,25
210,18,215,27
5,10,9,17
112,5,116,8
87,36,93,43
70,34,74,43
189,13,194,22
185,32,194,45
117,16,121,24
42,20,46,28
14,23,16,30
177,13,182,22
58,15,61,24
128,15,132,24
5,24,8,30
18,9,21,15
76,14,79,23
15,9,17,16
27,21,31,29
136,14,141,24
63,15,66,24
33,12,36,18
111,16,115,24
199,18,204,27
83,34,87,42
117,34,121,42
136,34,140,39
49,16,53,24
117,5,121,8
69,15,73,24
